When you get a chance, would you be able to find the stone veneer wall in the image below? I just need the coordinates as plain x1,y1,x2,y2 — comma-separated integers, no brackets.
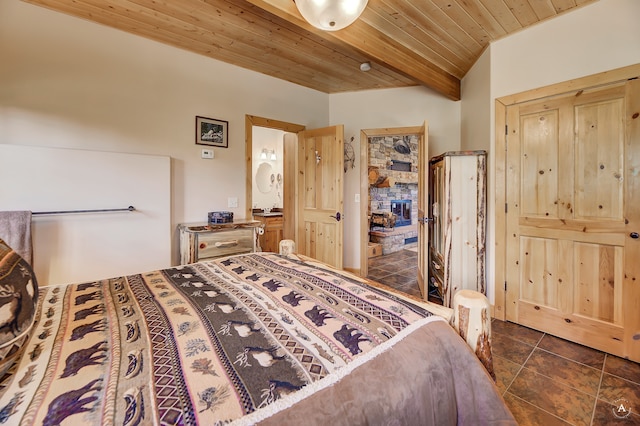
369,225,418,255
370,184,418,222
368,135,419,254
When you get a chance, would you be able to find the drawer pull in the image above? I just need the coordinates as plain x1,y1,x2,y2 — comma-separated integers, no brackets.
215,240,238,248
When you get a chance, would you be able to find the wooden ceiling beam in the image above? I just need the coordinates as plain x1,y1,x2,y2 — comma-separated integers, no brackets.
247,0,461,100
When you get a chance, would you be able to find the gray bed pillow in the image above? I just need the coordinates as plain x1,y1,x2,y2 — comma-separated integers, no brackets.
0,238,38,379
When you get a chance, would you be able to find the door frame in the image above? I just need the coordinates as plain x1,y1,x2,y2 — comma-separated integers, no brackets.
493,63,640,321
244,115,305,236
359,126,424,279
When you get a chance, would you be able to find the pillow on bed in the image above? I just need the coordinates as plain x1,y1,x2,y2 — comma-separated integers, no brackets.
0,238,38,379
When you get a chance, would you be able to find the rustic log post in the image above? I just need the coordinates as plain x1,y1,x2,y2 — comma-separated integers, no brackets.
451,289,495,380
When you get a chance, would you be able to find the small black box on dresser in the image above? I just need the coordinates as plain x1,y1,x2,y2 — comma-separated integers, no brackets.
208,211,233,224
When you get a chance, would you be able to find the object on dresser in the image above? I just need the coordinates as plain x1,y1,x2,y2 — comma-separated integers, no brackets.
208,211,233,224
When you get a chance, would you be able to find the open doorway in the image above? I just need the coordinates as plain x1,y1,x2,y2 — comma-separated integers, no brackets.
358,125,441,304
244,115,305,250
246,116,346,269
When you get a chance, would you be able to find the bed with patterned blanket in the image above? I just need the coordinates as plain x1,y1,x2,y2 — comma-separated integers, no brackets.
0,241,515,425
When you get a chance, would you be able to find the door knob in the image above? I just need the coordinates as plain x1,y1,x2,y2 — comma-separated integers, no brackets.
330,212,341,222
631,232,639,239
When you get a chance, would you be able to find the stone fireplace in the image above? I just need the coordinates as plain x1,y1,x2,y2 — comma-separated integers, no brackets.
368,135,419,255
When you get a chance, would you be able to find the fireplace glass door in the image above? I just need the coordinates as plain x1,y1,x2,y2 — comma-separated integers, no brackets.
391,200,411,227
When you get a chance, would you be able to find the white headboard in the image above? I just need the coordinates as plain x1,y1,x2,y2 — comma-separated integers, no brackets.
0,144,171,286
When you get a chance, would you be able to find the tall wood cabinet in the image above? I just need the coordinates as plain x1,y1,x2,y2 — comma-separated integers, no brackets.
428,151,487,308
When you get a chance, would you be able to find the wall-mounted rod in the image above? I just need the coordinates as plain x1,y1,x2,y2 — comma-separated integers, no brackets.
33,206,136,216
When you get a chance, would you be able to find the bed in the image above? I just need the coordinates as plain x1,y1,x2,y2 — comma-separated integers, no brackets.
0,238,515,425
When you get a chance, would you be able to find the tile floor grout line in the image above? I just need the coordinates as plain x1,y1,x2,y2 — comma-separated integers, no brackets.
502,336,538,396
511,361,603,400
492,327,539,394
534,346,605,376
590,354,607,426
498,355,522,397
603,370,640,387
505,391,574,425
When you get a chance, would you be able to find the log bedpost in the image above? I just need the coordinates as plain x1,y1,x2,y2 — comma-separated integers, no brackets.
451,289,495,380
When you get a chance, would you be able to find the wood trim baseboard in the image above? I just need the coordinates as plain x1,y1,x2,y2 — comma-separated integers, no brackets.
343,266,361,276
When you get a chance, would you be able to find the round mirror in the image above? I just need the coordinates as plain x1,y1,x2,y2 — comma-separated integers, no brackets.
256,162,273,193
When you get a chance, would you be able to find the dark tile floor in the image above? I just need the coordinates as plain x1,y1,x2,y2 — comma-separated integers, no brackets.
367,248,424,299
367,248,442,304
369,250,640,425
492,319,640,425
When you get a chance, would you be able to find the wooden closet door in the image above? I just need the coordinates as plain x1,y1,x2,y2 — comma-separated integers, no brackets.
505,79,640,361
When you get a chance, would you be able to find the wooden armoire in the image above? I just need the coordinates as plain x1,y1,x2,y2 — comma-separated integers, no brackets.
428,151,487,307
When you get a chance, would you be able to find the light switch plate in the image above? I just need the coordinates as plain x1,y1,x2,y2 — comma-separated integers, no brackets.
228,197,238,208
201,149,214,159
355,193,360,203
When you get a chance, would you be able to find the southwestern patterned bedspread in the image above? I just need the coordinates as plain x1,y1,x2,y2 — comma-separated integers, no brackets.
0,252,515,425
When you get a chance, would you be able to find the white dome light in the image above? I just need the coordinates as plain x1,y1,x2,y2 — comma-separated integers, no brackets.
360,62,371,72
295,0,369,31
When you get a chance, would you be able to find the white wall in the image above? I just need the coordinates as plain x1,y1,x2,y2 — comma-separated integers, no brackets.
461,48,494,302
491,0,640,99
460,49,491,152
0,145,170,285
329,86,461,269
0,1,329,271
461,0,640,304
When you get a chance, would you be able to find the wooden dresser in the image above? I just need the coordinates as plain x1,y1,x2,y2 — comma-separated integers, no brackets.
178,220,260,264
252,212,284,253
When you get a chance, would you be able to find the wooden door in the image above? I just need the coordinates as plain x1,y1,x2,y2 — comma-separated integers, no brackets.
416,121,429,299
505,79,640,360
296,126,344,269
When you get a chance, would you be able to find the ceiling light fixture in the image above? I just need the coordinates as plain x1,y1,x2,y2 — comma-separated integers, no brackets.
360,61,371,72
295,0,369,31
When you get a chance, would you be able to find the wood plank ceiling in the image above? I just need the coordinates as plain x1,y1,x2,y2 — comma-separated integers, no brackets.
23,0,598,100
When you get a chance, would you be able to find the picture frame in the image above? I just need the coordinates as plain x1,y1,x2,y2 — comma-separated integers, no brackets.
196,116,228,148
